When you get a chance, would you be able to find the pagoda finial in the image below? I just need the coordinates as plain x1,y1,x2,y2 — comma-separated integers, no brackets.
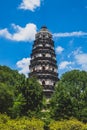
41,25,47,29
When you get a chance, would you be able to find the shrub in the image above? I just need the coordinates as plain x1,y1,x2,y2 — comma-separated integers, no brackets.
49,118,84,130
0,114,44,130
82,124,87,130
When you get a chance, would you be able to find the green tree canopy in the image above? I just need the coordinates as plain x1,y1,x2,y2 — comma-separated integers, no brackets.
0,65,43,118
0,83,13,113
0,65,25,116
21,77,43,115
50,70,87,122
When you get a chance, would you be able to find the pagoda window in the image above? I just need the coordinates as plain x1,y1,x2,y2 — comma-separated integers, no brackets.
43,54,45,57
54,83,55,86
52,68,54,71
42,66,45,70
42,80,45,85
43,44,45,47
33,68,35,71
43,34,45,37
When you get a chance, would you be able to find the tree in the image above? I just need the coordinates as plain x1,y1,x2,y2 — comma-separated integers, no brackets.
50,81,74,120
0,65,26,89
0,65,43,117
0,114,44,130
21,77,43,115
0,83,13,113
0,65,26,117
10,93,26,118
50,70,87,121
61,70,87,121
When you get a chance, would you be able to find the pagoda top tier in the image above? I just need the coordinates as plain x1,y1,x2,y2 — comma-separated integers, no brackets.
35,26,52,39
41,25,47,29
40,25,49,32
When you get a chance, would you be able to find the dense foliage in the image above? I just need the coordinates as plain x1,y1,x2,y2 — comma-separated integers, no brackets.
0,114,44,130
49,118,87,130
50,70,87,122
0,114,87,130
0,65,43,118
0,83,13,113
1,65,87,129
19,77,43,116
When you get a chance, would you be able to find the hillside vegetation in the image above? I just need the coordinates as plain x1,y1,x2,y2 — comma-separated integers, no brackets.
0,65,87,129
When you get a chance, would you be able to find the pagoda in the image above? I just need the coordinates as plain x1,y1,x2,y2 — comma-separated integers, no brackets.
29,26,58,97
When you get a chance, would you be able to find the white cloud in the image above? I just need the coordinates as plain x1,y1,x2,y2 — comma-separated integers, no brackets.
69,48,87,71
59,48,87,75
16,57,31,77
56,46,64,54
75,54,87,64
59,61,73,70
53,31,87,38
73,47,82,56
19,0,41,11
0,28,12,39
75,53,87,70
68,47,82,58
1,26,87,42
0,23,37,42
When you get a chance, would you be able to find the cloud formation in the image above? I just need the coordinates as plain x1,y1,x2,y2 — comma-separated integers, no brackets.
75,53,87,71
56,46,64,54
53,31,87,38
16,57,31,77
19,0,41,11
1,26,87,42
59,47,87,71
59,61,73,70
0,23,37,42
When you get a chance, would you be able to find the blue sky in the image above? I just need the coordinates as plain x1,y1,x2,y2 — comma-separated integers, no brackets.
0,0,87,77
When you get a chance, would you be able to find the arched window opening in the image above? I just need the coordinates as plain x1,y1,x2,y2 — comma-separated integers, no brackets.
54,83,55,86
42,80,45,85
33,68,35,71
43,54,45,57
42,66,45,70
52,68,54,71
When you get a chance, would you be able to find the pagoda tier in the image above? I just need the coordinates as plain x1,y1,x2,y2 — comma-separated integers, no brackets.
29,26,58,97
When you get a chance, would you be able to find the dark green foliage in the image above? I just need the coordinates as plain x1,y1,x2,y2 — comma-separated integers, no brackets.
0,65,26,116
10,93,26,118
1,65,87,125
61,70,87,88
50,82,74,120
0,65,43,118
0,83,13,113
0,65,25,88
50,70,87,122
21,77,43,115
